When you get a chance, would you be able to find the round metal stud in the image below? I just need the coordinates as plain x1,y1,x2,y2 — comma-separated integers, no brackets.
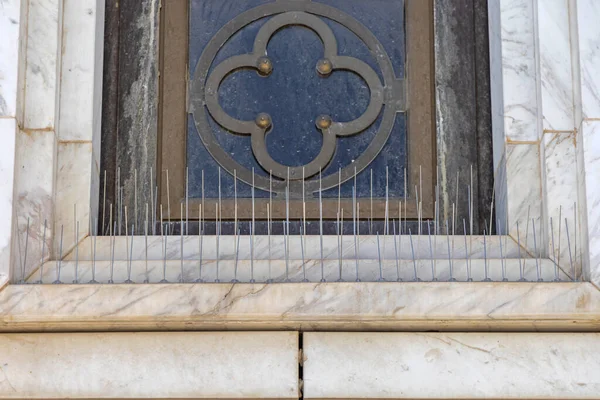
316,58,333,76
255,113,272,129
315,114,332,130
256,56,273,76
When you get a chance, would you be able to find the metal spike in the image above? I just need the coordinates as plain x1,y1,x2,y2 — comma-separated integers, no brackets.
180,203,184,283
574,201,579,275
201,169,205,234
22,217,30,283
160,219,168,283
376,232,384,281
354,188,360,282
250,220,255,283
90,218,98,284
446,220,456,281
150,167,155,235
385,166,389,236
109,221,116,284
482,225,490,282
166,169,171,229
319,168,324,282
267,204,272,283
532,218,542,281
300,224,307,282
125,224,134,283
394,219,400,281
74,220,79,284
144,203,149,283
302,167,306,241
233,227,240,283
550,217,559,282
124,204,129,266
39,219,47,284
517,220,525,281
338,168,342,230
356,202,361,282
558,205,562,269
339,209,344,282
185,167,189,235
197,203,204,283
498,217,507,281
284,220,289,282
463,218,470,281
565,218,575,281
102,170,107,235
215,203,220,283
234,169,238,248
428,220,435,281
134,168,138,233
409,229,419,281
286,167,290,276
370,169,373,234
53,225,64,284
117,167,121,235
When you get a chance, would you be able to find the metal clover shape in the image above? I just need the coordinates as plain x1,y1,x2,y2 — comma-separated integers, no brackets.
203,11,384,181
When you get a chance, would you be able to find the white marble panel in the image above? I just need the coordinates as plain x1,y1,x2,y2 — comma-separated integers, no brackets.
543,132,579,277
0,118,17,282
506,143,542,251
577,0,600,119
500,0,540,140
0,332,299,399
54,142,92,256
537,0,575,131
58,0,100,141
0,0,21,117
303,332,600,399
23,0,59,129
64,235,529,262
29,258,568,284
2,282,599,332
11,130,55,282
580,121,600,284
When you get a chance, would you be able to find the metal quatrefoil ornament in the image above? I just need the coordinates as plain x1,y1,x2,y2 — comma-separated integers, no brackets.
190,1,406,196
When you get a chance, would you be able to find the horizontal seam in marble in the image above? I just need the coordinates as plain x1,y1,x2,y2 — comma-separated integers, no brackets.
543,129,575,134
0,116,17,120
58,140,93,144
505,139,539,145
584,117,600,121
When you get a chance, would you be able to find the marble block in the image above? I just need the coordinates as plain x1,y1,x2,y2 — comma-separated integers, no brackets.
0,118,17,282
1,282,599,332
0,331,299,398
0,0,21,117
303,332,600,399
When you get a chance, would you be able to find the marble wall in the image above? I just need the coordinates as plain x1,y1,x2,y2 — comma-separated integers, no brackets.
493,0,588,280
1,0,600,285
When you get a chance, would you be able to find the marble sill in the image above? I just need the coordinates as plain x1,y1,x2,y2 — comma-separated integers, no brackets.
0,281,599,332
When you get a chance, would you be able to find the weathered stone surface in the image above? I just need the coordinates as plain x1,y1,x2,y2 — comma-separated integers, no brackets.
0,332,299,398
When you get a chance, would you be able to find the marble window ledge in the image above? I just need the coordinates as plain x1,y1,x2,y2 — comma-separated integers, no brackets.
1,281,599,332
20,234,577,283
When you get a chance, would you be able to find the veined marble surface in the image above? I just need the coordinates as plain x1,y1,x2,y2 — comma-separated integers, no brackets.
62,235,531,262
0,119,17,282
0,0,21,117
499,0,539,141
537,0,575,131
303,332,600,399
577,0,600,119
581,121,600,286
26,258,570,284
1,282,598,332
0,332,299,399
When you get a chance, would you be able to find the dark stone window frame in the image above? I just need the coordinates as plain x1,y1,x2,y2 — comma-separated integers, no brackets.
99,0,493,234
